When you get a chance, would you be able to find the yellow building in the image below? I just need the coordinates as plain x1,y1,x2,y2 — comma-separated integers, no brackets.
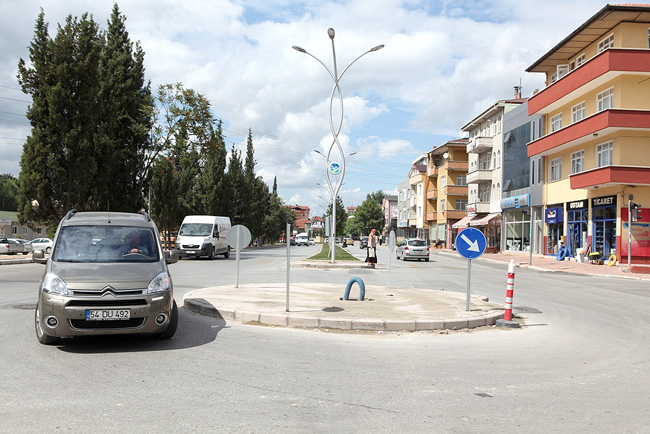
527,4,650,264
426,138,469,249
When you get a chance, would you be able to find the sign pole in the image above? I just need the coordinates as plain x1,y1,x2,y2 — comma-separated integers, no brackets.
466,259,472,311
286,223,291,312
628,196,632,267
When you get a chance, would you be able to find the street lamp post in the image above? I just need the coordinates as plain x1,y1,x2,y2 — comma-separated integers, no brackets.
293,31,383,263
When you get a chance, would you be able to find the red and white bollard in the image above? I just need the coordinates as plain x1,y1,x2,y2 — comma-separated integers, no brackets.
497,259,520,328
504,259,515,321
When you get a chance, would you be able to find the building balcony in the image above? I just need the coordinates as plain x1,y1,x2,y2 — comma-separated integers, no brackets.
467,136,493,154
444,185,468,196
527,109,650,157
529,49,650,115
408,218,417,226
444,160,468,171
426,189,438,200
570,165,650,190
466,169,493,184
443,209,467,220
426,212,436,222
428,166,438,177
466,202,491,214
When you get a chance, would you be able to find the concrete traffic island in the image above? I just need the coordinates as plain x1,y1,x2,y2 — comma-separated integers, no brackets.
183,283,506,332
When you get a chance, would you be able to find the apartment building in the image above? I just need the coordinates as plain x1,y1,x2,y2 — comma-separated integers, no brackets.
426,138,469,249
500,100,545,254
526,4,650,263
397,179,411,239
407,154,429,240
461,93,526,251
381,195,398,236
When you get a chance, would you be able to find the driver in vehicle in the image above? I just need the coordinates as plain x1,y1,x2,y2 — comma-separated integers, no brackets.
124,231,149,255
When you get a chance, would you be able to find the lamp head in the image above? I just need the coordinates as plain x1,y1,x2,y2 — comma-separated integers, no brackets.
370,44,385,52
328,28,335,40
292,45,306,53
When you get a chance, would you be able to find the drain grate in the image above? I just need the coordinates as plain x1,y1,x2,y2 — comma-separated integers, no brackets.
322,307,344,313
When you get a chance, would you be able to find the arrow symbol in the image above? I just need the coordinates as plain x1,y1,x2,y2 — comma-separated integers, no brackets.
460,233,479,252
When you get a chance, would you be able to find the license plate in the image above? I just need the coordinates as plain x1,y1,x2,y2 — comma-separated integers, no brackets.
86,309,130,321
186,250,195,254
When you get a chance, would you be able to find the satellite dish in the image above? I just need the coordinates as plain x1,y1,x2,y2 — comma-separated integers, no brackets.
443,152,449,159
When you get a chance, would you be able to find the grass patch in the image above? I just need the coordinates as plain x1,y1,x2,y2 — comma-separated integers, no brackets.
308,244,359,261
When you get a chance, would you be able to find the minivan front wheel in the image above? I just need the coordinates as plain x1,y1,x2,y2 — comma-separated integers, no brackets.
154,300,178,340
35,305,60,345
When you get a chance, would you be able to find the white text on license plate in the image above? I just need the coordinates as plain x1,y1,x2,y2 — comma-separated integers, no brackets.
86,309,130,321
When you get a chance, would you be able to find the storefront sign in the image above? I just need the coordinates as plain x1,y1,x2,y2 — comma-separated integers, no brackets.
501,194,530,210
592,195,617,207
466,205,476,214
545,207,564,224
568,200,587,210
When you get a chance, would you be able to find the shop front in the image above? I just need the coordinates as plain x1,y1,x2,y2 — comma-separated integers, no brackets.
591,195,617,257
566,199,588,258
545,205,564,256
501,194,531,252
468,213,501,252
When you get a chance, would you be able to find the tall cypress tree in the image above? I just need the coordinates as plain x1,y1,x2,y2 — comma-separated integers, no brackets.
97,3,152,211
197,121,227,215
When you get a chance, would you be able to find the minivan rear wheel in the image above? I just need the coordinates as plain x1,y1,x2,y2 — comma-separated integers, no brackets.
35,305,60,345
154,300,178,340
223,246,230,259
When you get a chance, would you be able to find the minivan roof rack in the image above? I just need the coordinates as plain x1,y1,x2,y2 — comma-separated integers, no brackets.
138,210,152,222
65,209,78,220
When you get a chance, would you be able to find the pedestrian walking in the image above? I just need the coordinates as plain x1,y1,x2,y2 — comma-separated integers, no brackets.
366,228,378,267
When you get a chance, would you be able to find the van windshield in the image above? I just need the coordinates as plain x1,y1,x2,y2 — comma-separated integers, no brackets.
54,226,159,263
179,223,212,237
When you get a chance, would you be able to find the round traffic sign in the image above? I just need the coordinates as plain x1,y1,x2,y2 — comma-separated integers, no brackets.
456,227,486,259
227,225,251,250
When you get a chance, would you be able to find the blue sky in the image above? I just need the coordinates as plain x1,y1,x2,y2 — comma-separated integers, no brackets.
0,0,615,216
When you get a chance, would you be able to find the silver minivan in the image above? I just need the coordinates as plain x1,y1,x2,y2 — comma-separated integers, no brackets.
33,210,179,345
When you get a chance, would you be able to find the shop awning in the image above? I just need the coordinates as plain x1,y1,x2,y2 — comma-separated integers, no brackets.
452,215,475,229
469,213,500,227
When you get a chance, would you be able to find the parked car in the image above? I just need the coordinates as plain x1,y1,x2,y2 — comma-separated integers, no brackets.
10,238,31,254
396,238,430,262
33,210,179,345
1,237,25,255
308,238,315,246
359,236,368,249
29,238,53,254
290,237,295,246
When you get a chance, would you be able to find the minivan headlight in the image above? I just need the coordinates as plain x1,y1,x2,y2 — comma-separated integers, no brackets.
146,272,171,294
42,272,69,296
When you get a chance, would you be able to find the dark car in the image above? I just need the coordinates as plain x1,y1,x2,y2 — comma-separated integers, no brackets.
290,237,295,246
359,236,368,249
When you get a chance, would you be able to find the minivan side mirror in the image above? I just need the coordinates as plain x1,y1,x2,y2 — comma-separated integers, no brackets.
165,249,179,264
33,249,47,265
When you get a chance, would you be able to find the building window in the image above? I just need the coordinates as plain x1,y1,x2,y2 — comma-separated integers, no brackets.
550,114,562,132
597,88,614,112
550,157,562,182
12,226,17,235
456,174,467,186
417,206,422,217
576,53,586,67
456,199,467,211
557,64,569,79
23,227,28,236
571,150,584,174
596,141,613,167
440,175,446,188
493,152,496,169
440,199,445,212
571,101,586,123
417,183,422,195
497,150,501,168
598,33,614,53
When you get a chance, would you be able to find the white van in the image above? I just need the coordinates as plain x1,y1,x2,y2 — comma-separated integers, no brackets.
295,233,309,246
176,215,231,259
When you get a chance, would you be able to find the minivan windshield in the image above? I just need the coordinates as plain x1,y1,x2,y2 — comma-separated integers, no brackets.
54,226,159,263
179,223,212,237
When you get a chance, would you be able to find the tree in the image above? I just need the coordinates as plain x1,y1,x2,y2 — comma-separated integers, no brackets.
95,3,152,211
0,174,19,211
196,121,227,215
325,196,346,236
354,192,384,236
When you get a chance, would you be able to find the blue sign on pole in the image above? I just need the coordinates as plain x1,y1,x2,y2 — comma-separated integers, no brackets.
456,227,487,259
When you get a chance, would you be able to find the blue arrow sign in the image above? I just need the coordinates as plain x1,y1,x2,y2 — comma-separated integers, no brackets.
456,227,486,259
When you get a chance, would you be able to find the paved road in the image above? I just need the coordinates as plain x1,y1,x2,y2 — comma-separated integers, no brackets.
1,245,650,433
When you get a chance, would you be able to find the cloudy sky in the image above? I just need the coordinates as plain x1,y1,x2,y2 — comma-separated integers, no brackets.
0,0,613,216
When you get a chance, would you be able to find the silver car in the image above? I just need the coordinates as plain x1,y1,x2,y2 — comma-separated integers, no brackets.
396,238,430,262
0,237,25,255
33,210,179,345
10,238,32,254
